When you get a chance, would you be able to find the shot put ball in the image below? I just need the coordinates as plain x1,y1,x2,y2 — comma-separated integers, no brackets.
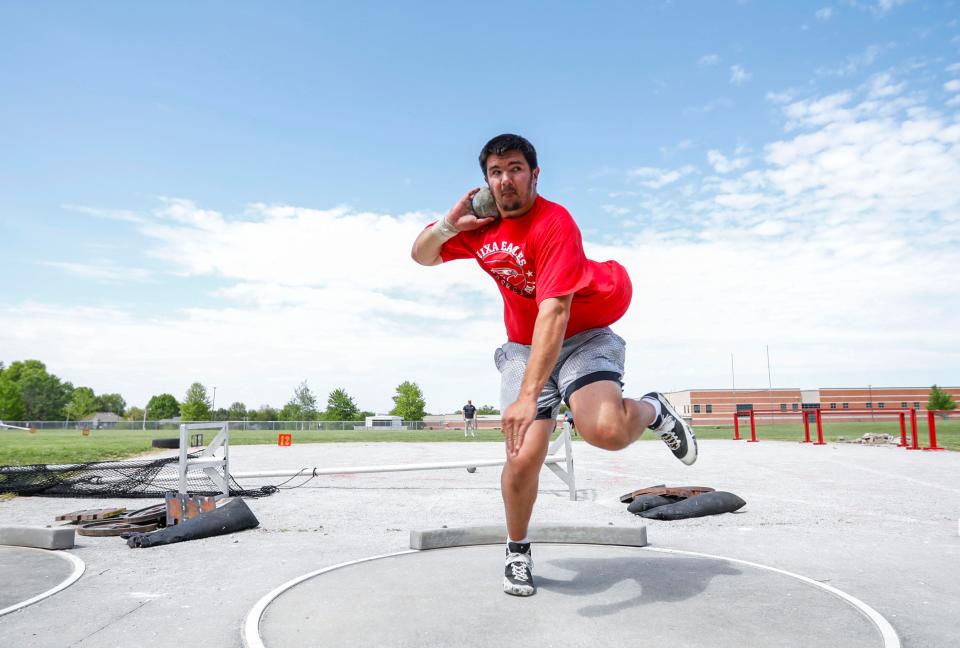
471,188,500,219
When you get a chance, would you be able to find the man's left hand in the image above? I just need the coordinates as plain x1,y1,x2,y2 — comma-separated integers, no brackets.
501,397,538,456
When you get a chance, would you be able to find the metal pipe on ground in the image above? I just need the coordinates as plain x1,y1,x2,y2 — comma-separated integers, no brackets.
231,454,569,479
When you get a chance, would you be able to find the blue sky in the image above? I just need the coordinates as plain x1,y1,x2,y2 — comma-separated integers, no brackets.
2,1,959,414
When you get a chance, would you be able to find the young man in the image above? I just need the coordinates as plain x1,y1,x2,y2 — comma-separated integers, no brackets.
411,134,696,597
462,400,477,437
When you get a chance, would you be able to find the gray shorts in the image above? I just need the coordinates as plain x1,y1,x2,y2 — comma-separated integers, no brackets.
494,327,626,421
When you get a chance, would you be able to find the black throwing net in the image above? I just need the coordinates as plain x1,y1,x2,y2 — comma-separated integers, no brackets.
0,454,275,498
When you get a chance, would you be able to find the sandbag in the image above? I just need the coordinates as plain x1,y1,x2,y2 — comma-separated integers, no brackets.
620,485,714,503
635,491,745,520
626,495,682,513
125,497,259,548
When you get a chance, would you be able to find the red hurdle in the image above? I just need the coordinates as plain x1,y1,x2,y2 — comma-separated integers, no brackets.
813,408,825,445
729,406,948,452
906,409,920,450
731,409,759,442
925,411,946,451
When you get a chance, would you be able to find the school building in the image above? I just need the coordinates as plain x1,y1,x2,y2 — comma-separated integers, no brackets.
662,387,960,426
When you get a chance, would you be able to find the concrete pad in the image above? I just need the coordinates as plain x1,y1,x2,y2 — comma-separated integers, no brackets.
0,525,75,550
249,544,898,648
410,523,647,549
0,546,85,616
5,440,957,647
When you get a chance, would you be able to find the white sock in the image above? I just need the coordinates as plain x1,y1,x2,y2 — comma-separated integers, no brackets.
508,537,530,546
641,396,662,419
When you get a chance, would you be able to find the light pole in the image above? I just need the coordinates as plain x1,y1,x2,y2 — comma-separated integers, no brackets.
868,384,874,421
731,353,736,422
766,345,773,425
211,386,217,420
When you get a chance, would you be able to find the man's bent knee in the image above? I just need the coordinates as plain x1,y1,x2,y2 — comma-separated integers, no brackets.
580,420,631,451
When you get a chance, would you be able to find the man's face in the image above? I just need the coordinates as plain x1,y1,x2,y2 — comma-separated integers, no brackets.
484,151,539,218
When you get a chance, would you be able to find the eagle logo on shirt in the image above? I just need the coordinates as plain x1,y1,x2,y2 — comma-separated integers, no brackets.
476,241,536,297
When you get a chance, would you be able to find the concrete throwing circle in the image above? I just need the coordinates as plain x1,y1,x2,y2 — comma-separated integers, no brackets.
245,545,898,648
0,545,85,616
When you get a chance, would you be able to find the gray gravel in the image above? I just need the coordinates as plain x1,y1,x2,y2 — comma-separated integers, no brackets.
1,439,958,647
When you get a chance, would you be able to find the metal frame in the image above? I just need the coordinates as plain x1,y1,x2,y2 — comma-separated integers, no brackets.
178,422,230,499
228,421,578,501
545,421,576,500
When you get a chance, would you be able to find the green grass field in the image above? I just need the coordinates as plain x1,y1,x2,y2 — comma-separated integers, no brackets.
0,427,521,466
1,419,957,466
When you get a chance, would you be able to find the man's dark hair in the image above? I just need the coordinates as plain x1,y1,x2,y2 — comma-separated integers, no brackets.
479,134,538,177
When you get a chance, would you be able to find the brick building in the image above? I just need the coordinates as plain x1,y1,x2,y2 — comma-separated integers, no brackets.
663,387,960,426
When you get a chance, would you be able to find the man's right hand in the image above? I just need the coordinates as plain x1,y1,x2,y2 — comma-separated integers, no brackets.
446,188,499,232
411,188,497,266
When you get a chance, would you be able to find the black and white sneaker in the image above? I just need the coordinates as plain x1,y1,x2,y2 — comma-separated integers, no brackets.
644,392,698,465
503,542,535,596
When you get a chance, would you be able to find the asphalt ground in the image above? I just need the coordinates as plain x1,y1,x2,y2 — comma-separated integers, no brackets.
1,438,958,648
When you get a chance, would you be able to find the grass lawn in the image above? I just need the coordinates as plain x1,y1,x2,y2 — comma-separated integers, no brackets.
0,427,521,466
2,419,957,466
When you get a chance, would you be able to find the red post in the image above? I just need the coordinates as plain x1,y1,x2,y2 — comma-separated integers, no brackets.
802,412,811,443
747,409,758,442
733,413,741,440
813,408,826,445
906,408,920,450
897,412,907,447
925,411,945,451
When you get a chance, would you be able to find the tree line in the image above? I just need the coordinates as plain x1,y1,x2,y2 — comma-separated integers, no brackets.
0,359,500,422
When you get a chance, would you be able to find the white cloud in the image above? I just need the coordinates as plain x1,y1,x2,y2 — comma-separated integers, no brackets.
628,165,697,188
62,204,146,224
601,205,631,216
684,97,734,114
945,80,960,93
698,54,721,66
816,44,882,77
707,149,751,173
846,0,910,16
866,73,905,98
815,7,834,20
714,192,767,209
5,201,509,412
730,64,751,86
767,89,796,104
605,71,960,389
41,260,153,283
874,0,910,15
659,138,695,156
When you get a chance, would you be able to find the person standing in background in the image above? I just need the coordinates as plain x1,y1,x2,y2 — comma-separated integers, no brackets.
462,400,477,437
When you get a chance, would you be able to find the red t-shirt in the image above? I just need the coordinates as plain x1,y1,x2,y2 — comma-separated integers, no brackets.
438,196,632,344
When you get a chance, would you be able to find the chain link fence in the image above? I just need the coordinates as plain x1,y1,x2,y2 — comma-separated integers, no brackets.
0,419,433,431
